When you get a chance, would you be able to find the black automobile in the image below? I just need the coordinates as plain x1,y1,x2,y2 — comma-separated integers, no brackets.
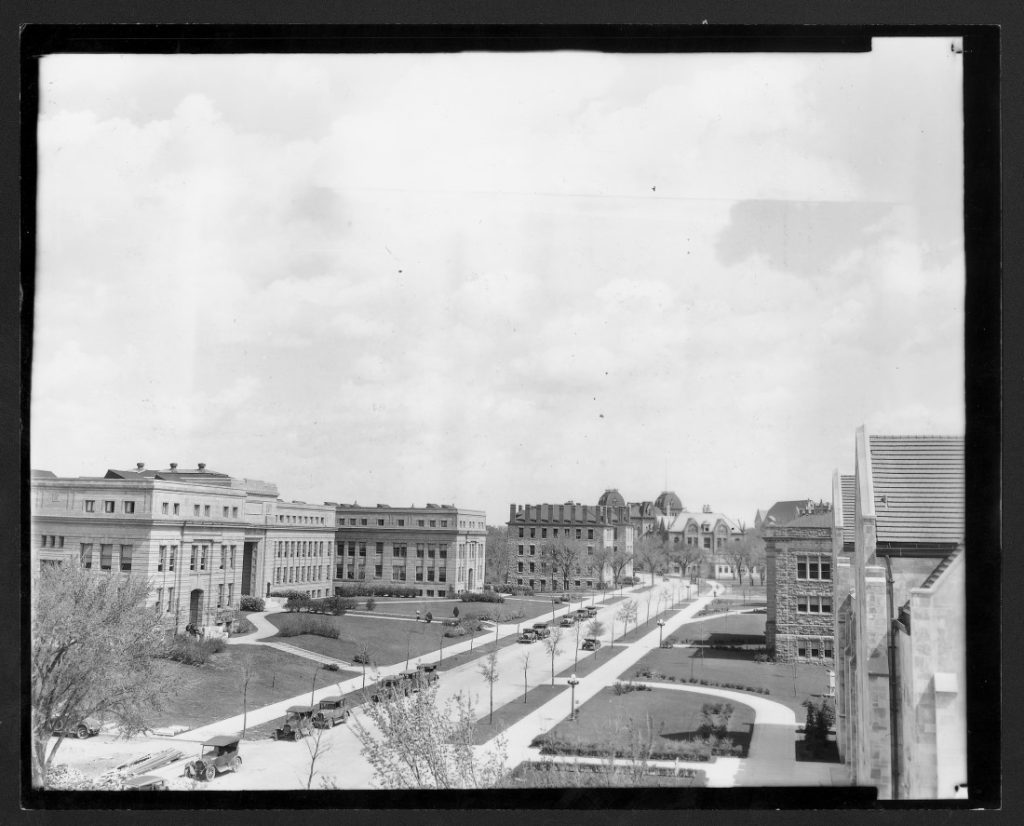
581,637,602,651
48,714,101,739
530,623,552,639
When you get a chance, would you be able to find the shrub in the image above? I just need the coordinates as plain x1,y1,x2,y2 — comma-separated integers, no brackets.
460,591,504,604
365,597,377,611
330,583,420,599
443,627,468,638
161,634,226,666
274,615,340,639
239,596,265,612
452,606,460,618
271,590,309,601
424,611,433,623
495,584,534,596
323,662,340,672
284,595,311,612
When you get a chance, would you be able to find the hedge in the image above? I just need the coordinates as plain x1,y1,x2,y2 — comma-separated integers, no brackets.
239,596,265,612
161,634,228,666
283,595,357,615
274,615,340,639
331,583,421,598
460,591,504,603
529,734,741,762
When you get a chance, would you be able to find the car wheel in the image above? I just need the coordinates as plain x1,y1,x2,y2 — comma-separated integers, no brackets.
231,756,242,772
184,764,194,779
76,724,90,739
272,730,279,740
204,765,217,782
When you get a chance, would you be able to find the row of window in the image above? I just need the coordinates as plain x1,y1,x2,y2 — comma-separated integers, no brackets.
518,561,595,575
672,535,722,549
274,540,329,559
336,564,447,583
796,595,833,614
84,499,135,514
340,516,450,528
153,582,237,613
40,534,65,547
276,514,328,525
80,543,135,571
518,544,596,556
273,565,326,585
341,542,449,558
458,520,484,529
517,577,595,589
519,526,596,540
796,555,832,581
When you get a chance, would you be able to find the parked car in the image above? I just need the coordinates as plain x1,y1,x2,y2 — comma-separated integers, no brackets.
352,652,372,665
416,663,440,686
531,623,552,639
184,735,241,781
312,696,349,728
584,606,599,618
572,608,590,620
272,706,315,740
371,676,409,702
48,714,101,739
581,637,602,651
559,616,576,628
517,629,539,644
122,774,168,791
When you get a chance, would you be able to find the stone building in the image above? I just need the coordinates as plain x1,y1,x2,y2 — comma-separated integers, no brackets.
507,497,634,591
657,505,744,579
332,503,486,597
834,428,965,800
764,501,836,663
30,463,336,632
627,490,684,538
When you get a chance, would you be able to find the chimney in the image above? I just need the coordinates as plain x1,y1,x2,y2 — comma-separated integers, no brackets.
170,462,178,470
198,462,206,470
136,462,145,470
509,503,517,523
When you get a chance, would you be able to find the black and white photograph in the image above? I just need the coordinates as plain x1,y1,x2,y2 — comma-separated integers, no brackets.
22,26,999,807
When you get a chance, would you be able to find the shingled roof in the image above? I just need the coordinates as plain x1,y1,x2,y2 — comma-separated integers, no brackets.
868,435,964,545
841,474,856,545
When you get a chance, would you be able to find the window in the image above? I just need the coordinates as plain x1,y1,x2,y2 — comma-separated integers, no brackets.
541,528,547,538
703,537,712,549
587,529,594,539
398,518,405,526
168,545,176,572
230,545,236,569
825,646,834,658
223,507,229,518
173,503,180,515
228,583,234,605
438,569,446,582
190,545,198,571
439,546,447,559
377,518,385,526
518,527,524,538
349,518,357,525
104,501,115,513
796,555,831,581
85,500,95,513
393,565,405,581
158,545,166,572
161,502,169,515
518,544,524,555
587,545,594,555
575,529,582,539
427,568,435,582
440,520,447,527
155,588,163,612
798,646,807,657
194,504,201,516
232,507,238,517
80,543,93,569
530,527,536,538
416,566,423,581
217,583,224,608
374,564,383,579
518,562,524,573
358,543,366,556
100,544,113,571
361,518,368,526
416,544,424,558
796,596,833,614
220,545,227,570
529,545,535,556
204,505,211,517
375,542,384,554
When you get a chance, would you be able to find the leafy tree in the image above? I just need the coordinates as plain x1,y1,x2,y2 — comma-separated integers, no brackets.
350,683,508,788
609,548,634,588
633,533,667,586
542,627,564,685
586,619,605,659
592,546,614,588
479,650,500,724
30,562,178,787
540,541,581,593
484,526,513,586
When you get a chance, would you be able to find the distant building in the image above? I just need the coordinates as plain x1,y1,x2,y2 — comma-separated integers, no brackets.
757,498,818,530
332,503,486,597
834,428,965,800
507,497,634,591
30,463,336,632
657,505,744,579
764,500,836,663
627,490,684,539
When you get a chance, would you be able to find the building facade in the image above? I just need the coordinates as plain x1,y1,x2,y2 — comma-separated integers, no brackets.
30,464,336,632
834,429,965,800
507,499,634,591
332,504,487,597
763,503,836,664
657,506,743,579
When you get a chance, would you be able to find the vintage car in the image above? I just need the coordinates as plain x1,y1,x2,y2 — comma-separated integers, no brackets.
572,608,590,620
583,606,599,618
312,696,349,728
530,623,552,639
184,735,241,781
272,705,315,740
371,675,409,703
559,616,576,628
581,637,602,651
352,652,372,665
122,774,168,791
48,714,102,739
517,629,539,644
416,663,440,685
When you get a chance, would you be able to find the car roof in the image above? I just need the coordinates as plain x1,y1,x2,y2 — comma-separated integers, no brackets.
202,734,239,747
286,705,314,713
318,695,343,704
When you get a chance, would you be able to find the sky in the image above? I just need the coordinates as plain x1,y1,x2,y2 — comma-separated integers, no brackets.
31,39,966,526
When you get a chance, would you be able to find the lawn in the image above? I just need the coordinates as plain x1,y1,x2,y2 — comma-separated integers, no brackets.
470,684,567,745
144,644,352,732
624,647,832,715
554,642,634,680
535,686,754,760
265,612,483,667
670,612,767,646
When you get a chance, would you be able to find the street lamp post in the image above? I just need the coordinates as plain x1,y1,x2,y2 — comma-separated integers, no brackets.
657,619,666,647
568,673,580,720
405,630,412,670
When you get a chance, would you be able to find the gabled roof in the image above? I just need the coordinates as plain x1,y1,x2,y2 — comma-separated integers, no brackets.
784,511,833,529
868,435,964,545
762,499,813,527
661,510,741,533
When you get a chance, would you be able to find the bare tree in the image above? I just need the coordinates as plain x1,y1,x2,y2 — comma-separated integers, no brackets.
520,650,532,702
542,628,564,685
355,641,373,690
479,650,500,724
609,548,634,589
632,533,667,586
303,720,332,790
540,541,581,594
484,526,514,586
239,653,256,740
350,683,509,789
31,562,180,788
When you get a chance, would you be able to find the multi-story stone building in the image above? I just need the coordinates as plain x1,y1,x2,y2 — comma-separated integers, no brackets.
626,490,684,538
331,503,487,597
833,428,965,800
657,505,743,579
30,463,336,632
764,501,837,663
507,497,634,591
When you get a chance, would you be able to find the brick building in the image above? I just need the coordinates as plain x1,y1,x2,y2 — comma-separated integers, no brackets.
834,428,965,799
764,502,836,663
332,503,486,597
657,506,743,579
30,463,336,632
507,497,634,591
